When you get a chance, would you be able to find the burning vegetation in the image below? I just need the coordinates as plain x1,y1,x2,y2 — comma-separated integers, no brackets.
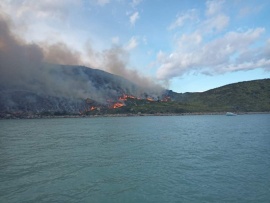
90,106,96,111
80,93,172,115
68,93,171,115
112,102,125,109
111,94,156,109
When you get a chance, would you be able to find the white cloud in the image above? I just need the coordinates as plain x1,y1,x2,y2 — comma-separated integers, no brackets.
169,1,228,33
125,37,138,51
0,0,79,21
0,0,82,44
263,38,270,58
159,0,268,80
130,11,139,26
142,36,148,45
202,14,229,33
132,0,142,7
157,28,268,80
112,36,120,44
226,59,270,72
169,9,197,30
206,0,224,16
238,5,263,18
96,0,110,6
177,33,202,51
157,51,167,62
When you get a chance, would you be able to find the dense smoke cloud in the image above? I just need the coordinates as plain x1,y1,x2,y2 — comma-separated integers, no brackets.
43,42,82,65
84,40,165,92
0,14,100,101
86,45,164,94
0,14,44,88
0,13,164,103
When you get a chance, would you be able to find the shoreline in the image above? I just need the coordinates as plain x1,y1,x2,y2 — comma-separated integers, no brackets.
1,111,270,120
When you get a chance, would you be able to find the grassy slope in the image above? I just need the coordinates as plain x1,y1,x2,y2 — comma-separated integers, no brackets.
186,79,270,112
107,79,270,114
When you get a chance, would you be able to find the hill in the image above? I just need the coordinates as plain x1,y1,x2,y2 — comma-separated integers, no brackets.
0,64,163,117
0,62,269,118
100,79,270,115
168,79,270,112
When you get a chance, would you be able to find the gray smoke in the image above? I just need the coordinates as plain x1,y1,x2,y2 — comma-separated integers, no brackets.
43,42,82,66
0,14,44,89
0,13,164,105
85,45,164,96
101,46,163,94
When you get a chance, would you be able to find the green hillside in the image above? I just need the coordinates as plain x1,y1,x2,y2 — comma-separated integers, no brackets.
173,79,270,112
1,79,269,118
106,79,270,114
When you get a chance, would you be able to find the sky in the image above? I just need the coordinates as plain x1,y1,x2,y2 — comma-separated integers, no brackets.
0,0,270,93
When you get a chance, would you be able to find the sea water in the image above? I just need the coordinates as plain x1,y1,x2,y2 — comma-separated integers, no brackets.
0,115,270,202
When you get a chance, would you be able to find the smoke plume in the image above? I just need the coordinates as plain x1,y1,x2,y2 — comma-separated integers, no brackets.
0,13,164,104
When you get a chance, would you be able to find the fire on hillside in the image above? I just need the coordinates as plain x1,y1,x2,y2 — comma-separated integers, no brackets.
110,94,170,109
84,93,171,113
111,94,155,109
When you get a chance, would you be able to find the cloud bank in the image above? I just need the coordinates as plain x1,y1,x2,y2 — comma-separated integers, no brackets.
157,0,270,80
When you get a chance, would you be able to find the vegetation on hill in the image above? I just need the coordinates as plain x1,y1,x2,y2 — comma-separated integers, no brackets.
1,79,269,118
83,79,270,115
169,79,270,112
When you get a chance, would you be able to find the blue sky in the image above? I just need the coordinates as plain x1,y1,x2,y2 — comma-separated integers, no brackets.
1,0,270,92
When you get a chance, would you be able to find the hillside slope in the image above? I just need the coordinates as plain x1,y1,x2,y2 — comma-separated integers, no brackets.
1,64,269,117
169,79,270,112
0,64,163,114
89,79,270,115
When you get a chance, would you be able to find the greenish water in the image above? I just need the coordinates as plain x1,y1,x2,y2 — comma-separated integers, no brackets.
0,115,270,202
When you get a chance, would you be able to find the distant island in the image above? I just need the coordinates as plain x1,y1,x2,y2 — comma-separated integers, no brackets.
0,64,269,119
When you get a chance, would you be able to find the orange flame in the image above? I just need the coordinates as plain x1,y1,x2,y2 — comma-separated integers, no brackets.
113,102,125,109
119,94,136,101
90,106,96,111
109,94,159,109
162,96,171,102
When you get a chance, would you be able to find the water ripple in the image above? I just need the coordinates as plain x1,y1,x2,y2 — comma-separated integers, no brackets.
0,115,270,202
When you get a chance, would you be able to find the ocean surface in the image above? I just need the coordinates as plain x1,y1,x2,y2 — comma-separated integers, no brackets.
0,114,270,203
